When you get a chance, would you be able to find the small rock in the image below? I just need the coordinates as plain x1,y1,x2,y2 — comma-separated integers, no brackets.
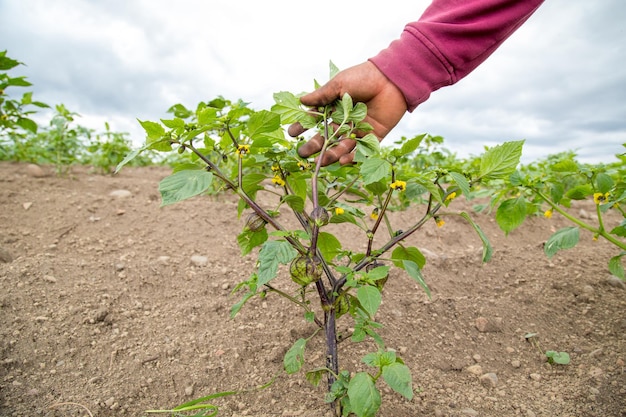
0,247,14,263
529,373,542,381
157,256,170,264
22,202,33,210
461,408,479,416
589,366,604,379
579,208,593,219
479,373,498,388
221,283,230,290
475,316,503,333
606,275,626,289
109,189,132,199
91,308,109,323
43,275,57,283
184,385,194,396
190,255,208,267
104,397,115,407
25,164,46,178
511,360,522,368
466,364,483,375
589,348,603,359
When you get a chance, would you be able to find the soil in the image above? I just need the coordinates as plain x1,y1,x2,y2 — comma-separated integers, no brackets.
1,161,625,417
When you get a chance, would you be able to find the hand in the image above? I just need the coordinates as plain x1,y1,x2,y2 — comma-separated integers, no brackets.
288,61,407,166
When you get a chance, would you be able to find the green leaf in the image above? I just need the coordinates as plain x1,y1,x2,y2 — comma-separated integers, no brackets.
257,240,298,286
355,134,381,159
608,253,625,279
551,159,579,172
197,107,218,126
402,260,431,298
138,119,165,142
248,110,280,138
305,368,328,387
329,60,340,79
115,146,147,173
272,91,316,127
282,195,305,213
16,117,37,133
610,220,626,238
160,118,185,129
393,134,425,157
237,228,269,256
544,227,580,258
382,362,413,400
595,173,614,194
7,76,31,87
495,197,527,235
545,351,570,365
479,140,524,180
284,338,307,374
347,373,381,417
317,232,342,262
360,157,390,185
448,171,471,198
357,286,382,317
459,212,493,262
0,52,21,70
391,246,426,269
565,184,593,200
159,170,213,206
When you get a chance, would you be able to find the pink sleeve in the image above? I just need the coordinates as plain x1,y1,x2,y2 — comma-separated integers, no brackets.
369,0,544,111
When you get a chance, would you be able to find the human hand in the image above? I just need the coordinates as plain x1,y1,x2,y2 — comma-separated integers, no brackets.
288,61,407,166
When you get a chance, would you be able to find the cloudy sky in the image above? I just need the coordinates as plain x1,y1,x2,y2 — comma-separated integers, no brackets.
1,0,624,164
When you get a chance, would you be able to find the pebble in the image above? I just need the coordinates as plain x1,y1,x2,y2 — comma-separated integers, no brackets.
190,255,208,267
22,202,33,210
475,316,502,333
480,373,498,388
104,397,115,407
461,408,479,416
466,364,483,375
109,189,132,199
25,163,46,178
185,385,194,396
606,275,626,289
0,247,14,263
43,275,57,283
529,373,542,381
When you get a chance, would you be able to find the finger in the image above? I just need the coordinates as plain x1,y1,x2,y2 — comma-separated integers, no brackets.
299,81,341,108
288,122,306,138
297,134,325,158
318,138,357,166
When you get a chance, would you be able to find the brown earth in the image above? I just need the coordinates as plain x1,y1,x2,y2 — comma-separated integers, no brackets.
0,161,625,417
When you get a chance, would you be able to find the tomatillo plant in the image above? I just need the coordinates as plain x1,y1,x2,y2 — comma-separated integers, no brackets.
117,69,525,416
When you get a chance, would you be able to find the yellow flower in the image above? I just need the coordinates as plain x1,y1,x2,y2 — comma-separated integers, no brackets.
237,144,250,158
593,234,599,241
334,207,345,215
435,217,445,228
297,161,311,170
445,192,457,202
390,180,407,192
370,208,379,220
593,192,609,205
271,175,285,187
271,163,280,172
544,209,553,219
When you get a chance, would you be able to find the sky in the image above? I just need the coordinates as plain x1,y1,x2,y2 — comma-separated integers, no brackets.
1,0,625,164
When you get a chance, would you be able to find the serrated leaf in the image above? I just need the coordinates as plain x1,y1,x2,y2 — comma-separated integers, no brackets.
479,140,524,180
402,260,430,298
16,117,37,133
115,146,147,173
248,110,280,138
391,246,426,269
459,212,493,262
138,119,165,142
551,159,579,172
284,338,306,374
544,227,580,258
159,170,213,206
608,253,625,279
282,195,305,212
305,368,328,387
357,286,382,317
565,184,593,200
257,240,298,286
237,228,269,256
271,91,316,127
595,173,614,194
348,373,381,417
360,157,390,185
610,220,626,237
448,171,471,198
495,197,527,235
382,362,413,400
317,232,342,262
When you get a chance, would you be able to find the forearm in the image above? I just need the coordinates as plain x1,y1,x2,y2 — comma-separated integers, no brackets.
369,0,544,111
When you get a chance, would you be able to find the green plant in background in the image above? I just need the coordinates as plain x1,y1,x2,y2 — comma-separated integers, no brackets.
524,332,571,365
490,147,626,279
117,64,528,416
0,50,50,159
86,121,155,173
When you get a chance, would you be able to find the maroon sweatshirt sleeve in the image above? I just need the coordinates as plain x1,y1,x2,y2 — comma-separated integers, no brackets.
369,0,544,111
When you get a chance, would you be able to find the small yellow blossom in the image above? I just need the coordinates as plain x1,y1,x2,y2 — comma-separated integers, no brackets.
334,207,345,215
271,163,280,172
593,192,609,205
271,175,285,187
237,144,250,158
297,161,311,170
593,234,599,241
370,208,379,220
445,192,457,202
390,180,407,192
435,217,445,228
544,209,553,219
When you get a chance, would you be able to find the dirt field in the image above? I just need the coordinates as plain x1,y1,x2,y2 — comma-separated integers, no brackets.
1,161,625,417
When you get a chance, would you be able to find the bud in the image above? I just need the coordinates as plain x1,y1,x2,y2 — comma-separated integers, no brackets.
290,255,323,286
311,207,329,227
243,212,266,232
